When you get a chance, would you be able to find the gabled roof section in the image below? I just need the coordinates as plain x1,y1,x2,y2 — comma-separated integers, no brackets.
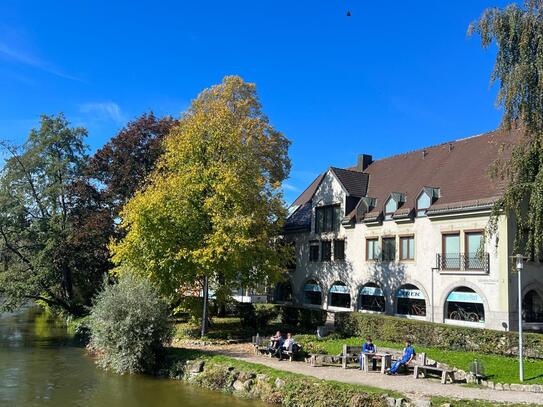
329,167,369,197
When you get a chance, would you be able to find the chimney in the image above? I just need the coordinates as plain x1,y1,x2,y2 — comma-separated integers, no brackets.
357,154,373,171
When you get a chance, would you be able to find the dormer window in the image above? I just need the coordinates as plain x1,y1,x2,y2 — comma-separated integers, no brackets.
416,187,440,217
384,192,406,220
384,199,397,220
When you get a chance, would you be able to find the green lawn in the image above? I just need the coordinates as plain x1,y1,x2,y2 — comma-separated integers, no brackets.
294,335,543,385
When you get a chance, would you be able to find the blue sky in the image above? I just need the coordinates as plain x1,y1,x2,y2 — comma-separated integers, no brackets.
0,0,510,203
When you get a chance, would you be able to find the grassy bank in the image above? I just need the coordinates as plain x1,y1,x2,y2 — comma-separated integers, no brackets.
295,335,543,385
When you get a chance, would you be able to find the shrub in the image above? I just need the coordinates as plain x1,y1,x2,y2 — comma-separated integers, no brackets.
336,312,543,358
279,306,327,330
88,274,174,374
235,303,279,329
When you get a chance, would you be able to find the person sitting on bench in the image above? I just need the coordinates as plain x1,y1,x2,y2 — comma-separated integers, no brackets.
386,339,415,375
360,336,377,370
268,331,284,357
282,332,299,352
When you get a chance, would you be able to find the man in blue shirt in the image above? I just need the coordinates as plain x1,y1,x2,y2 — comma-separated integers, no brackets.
360,336,377,370
386,339,415,375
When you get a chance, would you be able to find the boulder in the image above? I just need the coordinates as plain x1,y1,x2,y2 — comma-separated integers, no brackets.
233,380,245,392
243,379,254,391
395,398,403,407
385,397,396,407
275,378,286,389
495,383,504,391
190,360,205,374
510,383,523,392
413,400,431,407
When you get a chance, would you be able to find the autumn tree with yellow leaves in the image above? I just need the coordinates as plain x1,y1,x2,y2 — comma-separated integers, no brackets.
110,76,291,334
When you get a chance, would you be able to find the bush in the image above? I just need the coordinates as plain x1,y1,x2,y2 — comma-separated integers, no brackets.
279,306,327,330
88,274,174,374
235,303,279,329
336,312,543,358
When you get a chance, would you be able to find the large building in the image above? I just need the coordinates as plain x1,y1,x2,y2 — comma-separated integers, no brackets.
281,127,543,332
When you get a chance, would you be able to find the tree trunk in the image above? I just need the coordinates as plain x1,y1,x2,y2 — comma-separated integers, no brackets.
201,276,209,337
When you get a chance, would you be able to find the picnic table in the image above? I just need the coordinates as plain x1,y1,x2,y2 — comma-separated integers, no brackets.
361,352,392,373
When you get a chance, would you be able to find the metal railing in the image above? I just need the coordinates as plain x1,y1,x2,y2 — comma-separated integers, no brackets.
436,253,489,273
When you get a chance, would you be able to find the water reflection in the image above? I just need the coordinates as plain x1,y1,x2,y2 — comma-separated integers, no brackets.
0,307,263,407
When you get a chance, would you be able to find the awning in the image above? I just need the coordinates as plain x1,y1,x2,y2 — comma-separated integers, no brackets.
330,284,350,294
304,284,321,292
360,286,383,296
396,288,424,299
447,291,483,304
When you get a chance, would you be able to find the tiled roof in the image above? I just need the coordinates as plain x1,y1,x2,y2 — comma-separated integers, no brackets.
286,126,523,227
330,167,369,197
362,127,522,213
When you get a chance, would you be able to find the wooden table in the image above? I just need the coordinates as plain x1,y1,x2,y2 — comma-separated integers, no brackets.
361,352,392,373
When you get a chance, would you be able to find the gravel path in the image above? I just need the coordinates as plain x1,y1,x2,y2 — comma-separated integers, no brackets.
174,341,542,404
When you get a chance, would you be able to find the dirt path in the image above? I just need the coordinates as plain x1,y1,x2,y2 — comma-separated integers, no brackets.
174,340,543,405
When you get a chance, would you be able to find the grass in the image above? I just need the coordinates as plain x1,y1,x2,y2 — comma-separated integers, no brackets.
430,396,541,407
295,335,543,385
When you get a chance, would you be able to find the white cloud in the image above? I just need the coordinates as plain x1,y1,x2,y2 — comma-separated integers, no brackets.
282,182,300,192
0,42,81,81
79,102,125,124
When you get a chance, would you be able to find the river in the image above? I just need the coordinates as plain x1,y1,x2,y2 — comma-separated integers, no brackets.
0,307,264,407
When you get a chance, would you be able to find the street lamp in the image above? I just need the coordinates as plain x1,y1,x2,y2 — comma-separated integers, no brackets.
512,254,527,382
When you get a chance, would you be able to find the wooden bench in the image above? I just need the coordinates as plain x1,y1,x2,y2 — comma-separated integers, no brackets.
279,344,303,362
414,365,455,384
341,345,362,369
252,335,272,356
308,353,343,367
389,352,427,374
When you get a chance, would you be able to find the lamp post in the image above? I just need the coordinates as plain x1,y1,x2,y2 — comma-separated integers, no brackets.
514,254,525,382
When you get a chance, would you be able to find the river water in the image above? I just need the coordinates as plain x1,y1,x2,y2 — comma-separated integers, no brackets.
0,307,264,407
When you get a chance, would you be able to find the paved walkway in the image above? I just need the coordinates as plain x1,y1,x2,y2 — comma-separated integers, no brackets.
232,352,541,404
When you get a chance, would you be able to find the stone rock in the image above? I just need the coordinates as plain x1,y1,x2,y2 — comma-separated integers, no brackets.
487,381,494,389
243,379,254,391
385,397,396,407
413,399,431,407
233,380,245,392
190,360,204,373
256,374,268,382
465,372,476,384
395,398,403,407
275,378,285,389
502,383,510,391
481,380,488,387
510,383,523,392
439,403,452,407
522,384,533,392
495,383,504,391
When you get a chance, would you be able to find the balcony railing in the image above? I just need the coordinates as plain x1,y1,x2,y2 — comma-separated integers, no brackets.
436,253,489,273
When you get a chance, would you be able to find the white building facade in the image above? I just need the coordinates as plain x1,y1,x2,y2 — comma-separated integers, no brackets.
281,128,543,332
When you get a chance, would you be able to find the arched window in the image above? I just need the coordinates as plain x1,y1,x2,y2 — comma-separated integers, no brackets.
329,281,351,308
445,286,485,323
396,284,426,317
303,280,322,306
523,290,543,323
274,281,293,303
358,283,385,312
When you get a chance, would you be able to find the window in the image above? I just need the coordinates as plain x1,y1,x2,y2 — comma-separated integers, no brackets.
442,233,460,269
359,283,385,312
366,238,379,260
315,205,340,233
465,231,484,269
321,241,332,261
329,282,351,308
334,239,345,261
384,199,397,220
303,280,322,305
396,284,426,316
382,237,396,261
445,286,484,323
416,192,431,217
400,236,415,260
309,241,319,262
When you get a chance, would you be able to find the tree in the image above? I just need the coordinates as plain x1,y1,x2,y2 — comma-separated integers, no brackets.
0,114,92,314
88,112,176,213
470,0,543,257
110,76,292,334
88,272,173,374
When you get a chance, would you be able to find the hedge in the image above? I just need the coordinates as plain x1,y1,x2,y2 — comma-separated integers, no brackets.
335,312,543,358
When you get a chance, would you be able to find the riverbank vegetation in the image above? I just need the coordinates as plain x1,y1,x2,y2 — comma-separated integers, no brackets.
88,274,173,374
